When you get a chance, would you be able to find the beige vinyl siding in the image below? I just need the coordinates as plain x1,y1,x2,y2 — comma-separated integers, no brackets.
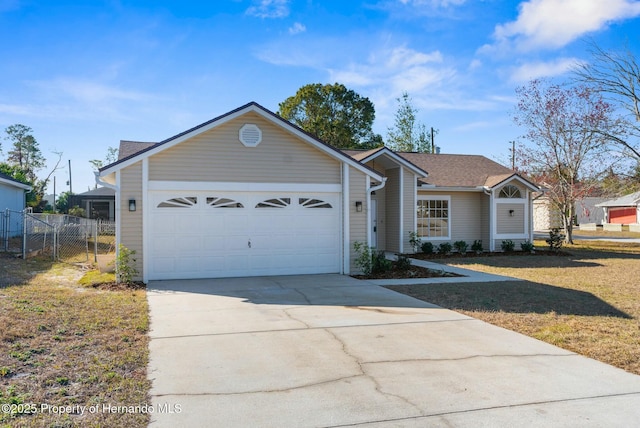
402,169,415,253
349,167,368,273
418,191,485,246
385,168,400,253
496,202,525,234
149,112,340,184
120,161,143,281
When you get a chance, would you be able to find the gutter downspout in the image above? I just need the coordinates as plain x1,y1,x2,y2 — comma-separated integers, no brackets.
483,187,495,252
367,177,387,248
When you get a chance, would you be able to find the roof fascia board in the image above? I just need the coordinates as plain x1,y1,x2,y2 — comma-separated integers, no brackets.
100,103,384,183
0,176,32,190
418,186,485,192
359,148,428,177
489,174,540,192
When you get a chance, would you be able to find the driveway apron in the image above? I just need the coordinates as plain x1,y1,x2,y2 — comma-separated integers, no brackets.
147,274,640,427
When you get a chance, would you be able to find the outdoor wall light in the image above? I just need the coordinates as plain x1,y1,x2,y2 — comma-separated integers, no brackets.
129,199,136,212
509,209,514,217
355,201,363,212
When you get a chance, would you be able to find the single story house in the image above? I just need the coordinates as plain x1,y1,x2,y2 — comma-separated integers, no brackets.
596,191,640,225
0,171,31,212
98,102,540,283
0,172,31,239
69,187,116,220
533,196,607,230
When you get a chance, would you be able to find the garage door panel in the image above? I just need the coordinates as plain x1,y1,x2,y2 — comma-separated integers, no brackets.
148,190,341,280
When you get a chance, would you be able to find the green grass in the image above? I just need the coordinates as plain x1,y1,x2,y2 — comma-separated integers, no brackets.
0,254,149,427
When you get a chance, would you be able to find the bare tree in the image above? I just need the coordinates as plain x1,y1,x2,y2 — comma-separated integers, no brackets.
573,42,640,163
513,79,615,243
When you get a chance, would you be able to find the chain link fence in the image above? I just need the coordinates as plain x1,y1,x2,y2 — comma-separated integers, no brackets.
1,209,115,264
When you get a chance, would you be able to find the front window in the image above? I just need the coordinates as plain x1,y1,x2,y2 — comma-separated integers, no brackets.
417,197,450,239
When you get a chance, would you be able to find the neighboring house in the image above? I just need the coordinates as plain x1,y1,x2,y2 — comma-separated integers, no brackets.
98,102,540,283
0,171,31,212
0,172,31,239
69,187,116,220
596,192,640,225
533,196,607,230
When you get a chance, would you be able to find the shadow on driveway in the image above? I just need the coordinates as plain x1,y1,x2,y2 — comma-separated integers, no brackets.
387,280,632,318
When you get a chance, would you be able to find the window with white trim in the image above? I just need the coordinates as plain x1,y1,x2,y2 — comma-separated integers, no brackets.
417,197,450,239
498,185,522,198
255,198,291,208
158,197,197,208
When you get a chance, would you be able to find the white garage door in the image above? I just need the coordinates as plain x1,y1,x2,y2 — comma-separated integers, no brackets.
148,191,341,280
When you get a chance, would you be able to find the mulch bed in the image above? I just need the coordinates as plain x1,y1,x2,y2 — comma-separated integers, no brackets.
410,249,571,260
352,263,463,280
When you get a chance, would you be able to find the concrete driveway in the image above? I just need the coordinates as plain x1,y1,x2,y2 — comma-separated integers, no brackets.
147,275,640,427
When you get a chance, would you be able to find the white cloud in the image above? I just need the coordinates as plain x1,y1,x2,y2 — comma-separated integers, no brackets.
486,0,640,52
246,0,289,19
30,78,150,104
329,45,448,92
288,22,306,35
509,57,584,82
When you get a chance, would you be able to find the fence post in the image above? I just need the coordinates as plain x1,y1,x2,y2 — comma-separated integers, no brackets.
53,225,57,261
94,220,98,263
22,209,27,259
2,209,7,252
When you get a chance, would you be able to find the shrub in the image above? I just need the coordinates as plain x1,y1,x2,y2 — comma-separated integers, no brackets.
546,228,565,251
395,254,412,271
353,241,372,276
437,242,452,255
421,241,434,254
520,240,535,253
453,240,468,254
116,244,138,284
471,240,483,254
408,231,422,253
501,240,515,252
371,250,392,274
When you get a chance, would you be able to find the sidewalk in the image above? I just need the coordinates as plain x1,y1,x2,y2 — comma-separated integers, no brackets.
369,253,521,286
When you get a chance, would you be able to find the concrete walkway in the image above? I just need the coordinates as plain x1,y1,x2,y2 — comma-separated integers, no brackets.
147,273,640,427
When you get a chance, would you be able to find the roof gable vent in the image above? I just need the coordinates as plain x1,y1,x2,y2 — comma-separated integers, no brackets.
239,123,262,147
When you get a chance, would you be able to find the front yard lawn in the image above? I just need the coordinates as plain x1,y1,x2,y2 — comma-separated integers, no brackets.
0,255,150,427
388,240,640,376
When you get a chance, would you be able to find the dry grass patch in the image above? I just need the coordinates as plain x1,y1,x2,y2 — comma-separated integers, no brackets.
0,254,150,427
387,240,640,375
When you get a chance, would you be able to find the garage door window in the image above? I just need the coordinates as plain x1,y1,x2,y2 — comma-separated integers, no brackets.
299,198,332,208
256,198,291,208
206,197,244,208
158,197,197,208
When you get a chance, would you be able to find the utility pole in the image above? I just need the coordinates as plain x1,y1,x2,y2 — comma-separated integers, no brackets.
68,159,72,194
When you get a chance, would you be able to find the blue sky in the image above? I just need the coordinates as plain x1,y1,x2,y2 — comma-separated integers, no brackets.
1,0,640,194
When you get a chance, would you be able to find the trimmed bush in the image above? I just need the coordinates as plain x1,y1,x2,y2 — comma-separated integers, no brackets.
453,240,468,254
437,242,452,255
471,240,483,254
520,240,535,253
501,240,515,252
421,241,434,254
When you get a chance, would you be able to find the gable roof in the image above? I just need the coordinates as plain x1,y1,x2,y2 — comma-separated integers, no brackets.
118,141,157,160
75,186,116,197
99,102,384,182
344,147,428,177
398,153,539,190
0,171,32,191
595,191,640,207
